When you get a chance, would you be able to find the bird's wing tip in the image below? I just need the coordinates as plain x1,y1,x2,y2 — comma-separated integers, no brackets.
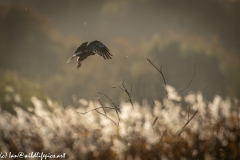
66,55,77,63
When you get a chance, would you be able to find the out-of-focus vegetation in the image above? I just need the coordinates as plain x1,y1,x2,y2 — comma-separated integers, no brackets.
0,1,240,159
0,87,239,159
0,70,46,113
0,1,240,105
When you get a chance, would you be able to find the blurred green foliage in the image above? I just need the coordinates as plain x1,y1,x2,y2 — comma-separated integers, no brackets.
0,70,46,113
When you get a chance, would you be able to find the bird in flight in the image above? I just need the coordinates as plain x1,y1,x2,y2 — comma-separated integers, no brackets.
67,40,112,69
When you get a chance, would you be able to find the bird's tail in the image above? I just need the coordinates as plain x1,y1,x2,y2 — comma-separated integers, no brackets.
66,55,77,63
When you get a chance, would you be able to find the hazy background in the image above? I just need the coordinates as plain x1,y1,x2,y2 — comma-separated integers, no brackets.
1,0,240,111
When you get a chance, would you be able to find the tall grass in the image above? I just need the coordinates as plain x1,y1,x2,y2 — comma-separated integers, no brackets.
0,86,239,160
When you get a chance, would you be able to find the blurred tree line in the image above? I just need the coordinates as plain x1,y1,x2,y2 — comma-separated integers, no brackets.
0,69,46,113
0,1,240,112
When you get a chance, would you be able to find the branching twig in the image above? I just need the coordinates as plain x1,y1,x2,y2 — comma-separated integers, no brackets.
61,96,118,126
77,106,116,115
78,105,118,126
112,79,134,109
93,109,118,126
81,97,118,126
77,97,118,126
178,61,196,93
97,98,106,116
94,87,120,112
178,109,198,136
146,57,166,87
94,87,120,125
146,57,169,99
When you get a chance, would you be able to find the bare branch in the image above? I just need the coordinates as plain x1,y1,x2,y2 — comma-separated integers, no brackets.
152,100,159,127
97,99,106,116
93,109,118,126
94,87,120,125
178,61,196,93
152,117,158,127
146,57,166,87
178,109,198,136
94,87,120,112
77,99,118,126
187,105,191,120
95,98,117,126
130,83,133,96
61,95,119,126
77,106,116,115
78,106,117,126
112,80,134,109
159,129,167,143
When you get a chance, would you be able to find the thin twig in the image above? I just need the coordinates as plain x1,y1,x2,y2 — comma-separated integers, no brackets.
93,109,118,126
152,100,158,127
77,107,117,126
94,87,120,125
146,57,168,99
61,97,67,109
97,98,106,116
77,100,118,126
112,79,134,109
146,57,166,87
178,61,196,93
178,109,198,136
159,129,167,143
96,98,117,126
187,105,191,120
130,83,133,96
152,117,158,127
77,106,116,114
121,80,134,109
94,87,120,111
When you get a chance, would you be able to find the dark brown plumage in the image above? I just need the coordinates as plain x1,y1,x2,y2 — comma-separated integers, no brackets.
67,40,112,69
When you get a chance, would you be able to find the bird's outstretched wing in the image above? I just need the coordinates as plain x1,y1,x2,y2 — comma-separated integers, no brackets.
86,40,112,59
75,42,88,53
66,42,88,63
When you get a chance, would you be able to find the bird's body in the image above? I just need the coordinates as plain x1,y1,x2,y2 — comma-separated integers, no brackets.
67,40,112,69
